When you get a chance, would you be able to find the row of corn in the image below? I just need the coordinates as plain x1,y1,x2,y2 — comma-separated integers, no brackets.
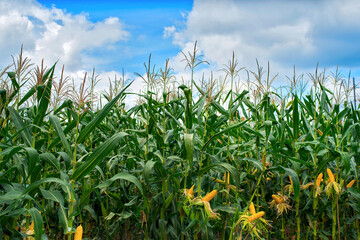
0,48,359,239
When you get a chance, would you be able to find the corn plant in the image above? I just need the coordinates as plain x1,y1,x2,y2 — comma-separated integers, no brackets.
0,46,359,240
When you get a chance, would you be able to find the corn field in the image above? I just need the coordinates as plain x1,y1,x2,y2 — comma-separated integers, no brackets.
0,46,360,240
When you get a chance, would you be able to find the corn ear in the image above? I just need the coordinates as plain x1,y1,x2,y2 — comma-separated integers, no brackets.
327,168,335,182
74,225,83,240
223,172,230,184
316,173,323,187
317,129,323,136
346,180,355,188
29,221,34,231
188,185,194,196
202,190,217,202
272,195,283,204
248,211,265,222
249,202,256,215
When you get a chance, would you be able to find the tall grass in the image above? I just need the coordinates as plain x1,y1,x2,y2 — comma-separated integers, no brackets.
0,46,359,240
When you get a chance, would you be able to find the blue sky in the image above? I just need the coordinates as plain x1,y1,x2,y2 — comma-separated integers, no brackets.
0,0,360,98
37,0,193,73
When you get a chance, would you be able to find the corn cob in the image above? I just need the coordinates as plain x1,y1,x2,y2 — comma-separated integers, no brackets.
202,190,218,202
249,202,256,215
272,195,283,204
346,180,355,188
74,225,83,240
327,168,335,182
316,173,323,187
248,211,265,222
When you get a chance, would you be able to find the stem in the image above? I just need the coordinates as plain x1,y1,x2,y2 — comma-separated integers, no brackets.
296,194,300,240
160,207,167,240
337,196,340,240
313,197,318,239
67,114,80,240
332,195,336,239
280,157,285,239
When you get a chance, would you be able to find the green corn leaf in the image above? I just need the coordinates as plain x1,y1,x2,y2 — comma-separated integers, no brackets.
184,133,193,164
58,204,69,233
19,86,36,106
72,132,128,181
293,95,299,139
49,115,73,158
28,208,43,240
24,147,39,182
9,107,32,147
97,172,143,194
7,72,19,90
202,121,248,151
33,64,56,128
143,160,156,184
283,167,300,199
24,177,73,197
40,188,64,205
339,151,350,174
77,81,133,143
39,152,60,171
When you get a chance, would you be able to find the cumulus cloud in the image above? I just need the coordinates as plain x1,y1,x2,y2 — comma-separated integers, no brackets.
0,0,129,73
163,26,176,38
168,0,360,75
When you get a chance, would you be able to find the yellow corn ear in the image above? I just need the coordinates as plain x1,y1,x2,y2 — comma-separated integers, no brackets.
248,211,265,222
74,225,83,240
272,195,283,204
188,185,195,196
214,179,224,184
346,180,355,188
317,129,323,136
327,168,335,182
29,221,34,231
316,173,323,187
261,154,265,165
202,190,218,202
249,202,256,215
223,172,230,184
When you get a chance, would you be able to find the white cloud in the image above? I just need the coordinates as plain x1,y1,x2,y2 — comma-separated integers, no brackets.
0,0,129,76
168,0,360,78
163,25,176,38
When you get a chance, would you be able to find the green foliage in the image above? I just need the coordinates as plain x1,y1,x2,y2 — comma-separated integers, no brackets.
0,49,359,240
